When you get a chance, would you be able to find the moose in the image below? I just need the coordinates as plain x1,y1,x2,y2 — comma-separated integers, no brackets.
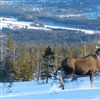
60,47,100,90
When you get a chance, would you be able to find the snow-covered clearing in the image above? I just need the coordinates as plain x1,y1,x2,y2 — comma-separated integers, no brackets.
1,76,100,100
0,17,100,34
45,25,100,34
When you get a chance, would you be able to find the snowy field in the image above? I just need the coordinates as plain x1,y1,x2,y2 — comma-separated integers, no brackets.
0,17,100,34
1,76,100,100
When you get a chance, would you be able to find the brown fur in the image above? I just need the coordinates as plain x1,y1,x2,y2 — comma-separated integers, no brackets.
61,49,100,89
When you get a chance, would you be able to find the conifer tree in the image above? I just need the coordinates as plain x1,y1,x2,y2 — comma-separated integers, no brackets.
3,56,15,82
19,48,33,81
7,34,14,51
2,34,15,82
43,46,55,83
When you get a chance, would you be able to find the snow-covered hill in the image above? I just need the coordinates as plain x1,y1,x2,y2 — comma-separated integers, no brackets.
1,76,100,100
1,0,100,19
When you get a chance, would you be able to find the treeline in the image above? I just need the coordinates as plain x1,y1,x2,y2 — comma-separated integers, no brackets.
2,29,100,46
58,18,100,31
0,34,97,83
39,17,100,31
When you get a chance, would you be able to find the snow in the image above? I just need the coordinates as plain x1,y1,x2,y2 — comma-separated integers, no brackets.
0,17,100,34
1,76,100,100
58,12,100,19
45,25,100,34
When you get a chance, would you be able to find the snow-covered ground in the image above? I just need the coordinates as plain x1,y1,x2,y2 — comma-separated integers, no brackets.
0,17,100,34
1,76,100,100
45,25,100,34
0,17,51,31
58,12,100,19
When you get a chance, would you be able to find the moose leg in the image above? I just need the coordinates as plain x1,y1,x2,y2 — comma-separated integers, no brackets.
90,72,94,87
59,76,64,90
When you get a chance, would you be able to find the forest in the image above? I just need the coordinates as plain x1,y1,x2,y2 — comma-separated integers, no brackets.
1,0,100,84
0,31,98,83
2,28,100,46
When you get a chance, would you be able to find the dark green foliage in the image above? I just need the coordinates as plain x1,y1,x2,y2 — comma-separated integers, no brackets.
42,46,55,83
2,29,100,47
2,56,15,82
0,34,15,82
43,46,55,59
7,34,14,51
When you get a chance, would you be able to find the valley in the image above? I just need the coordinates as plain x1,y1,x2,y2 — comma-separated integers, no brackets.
1,0,100,45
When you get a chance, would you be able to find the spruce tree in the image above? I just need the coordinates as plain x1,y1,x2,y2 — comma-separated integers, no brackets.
2,34,15,82
19,48,32,81
43,46,55,83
